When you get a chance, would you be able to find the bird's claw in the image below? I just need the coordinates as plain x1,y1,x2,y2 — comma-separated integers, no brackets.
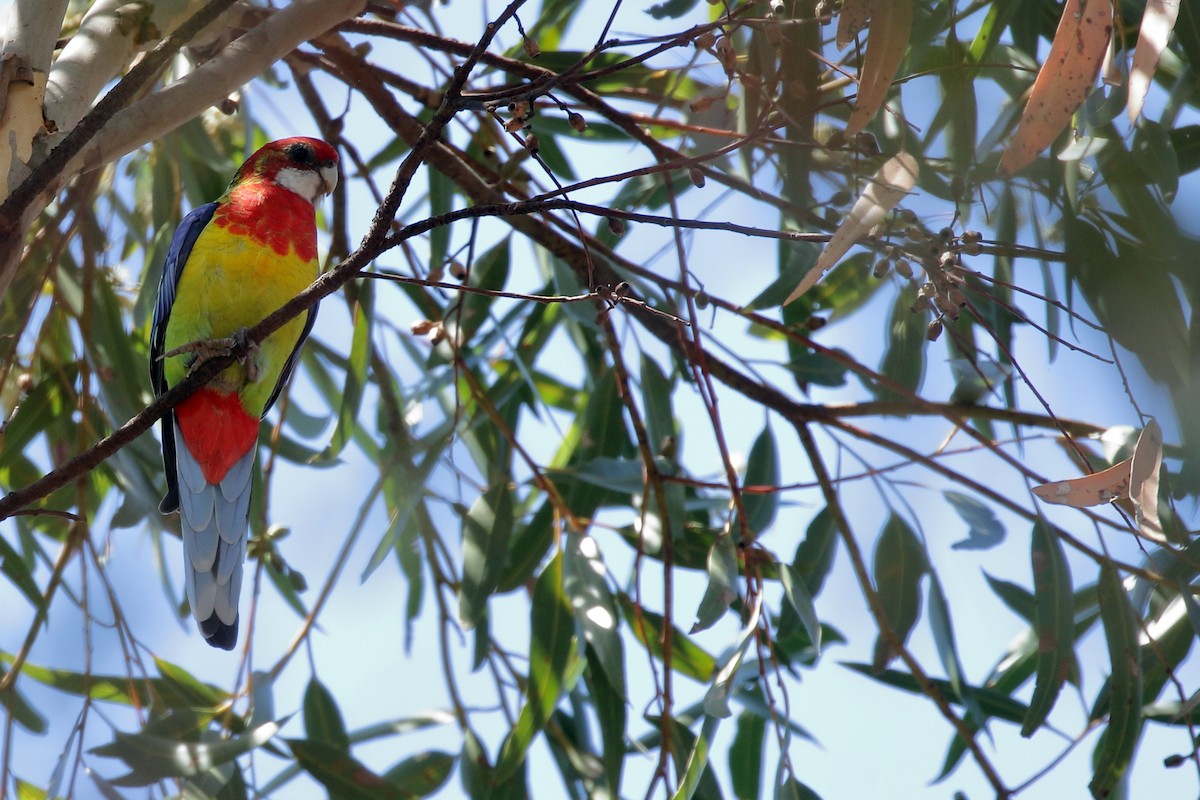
164,330,260,381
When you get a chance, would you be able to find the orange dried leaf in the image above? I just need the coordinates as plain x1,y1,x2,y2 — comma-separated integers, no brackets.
845,0,912,139
1032,458,1130,508
999,0,1114,175
837,0,872,48
1128,0,1180,123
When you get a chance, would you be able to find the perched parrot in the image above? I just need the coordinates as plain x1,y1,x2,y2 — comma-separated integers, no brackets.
150,137,338,650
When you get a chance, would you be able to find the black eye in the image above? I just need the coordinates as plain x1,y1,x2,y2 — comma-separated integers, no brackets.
286,143,313,164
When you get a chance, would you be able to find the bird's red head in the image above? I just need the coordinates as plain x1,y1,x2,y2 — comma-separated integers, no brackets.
234,137,339,203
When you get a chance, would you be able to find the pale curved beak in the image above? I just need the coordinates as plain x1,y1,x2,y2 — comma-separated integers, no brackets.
318,162,338,196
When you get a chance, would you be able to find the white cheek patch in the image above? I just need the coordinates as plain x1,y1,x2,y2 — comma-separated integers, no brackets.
275,167,324,203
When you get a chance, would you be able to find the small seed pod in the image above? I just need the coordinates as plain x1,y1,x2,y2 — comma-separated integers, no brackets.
911,282,935,313
872,258,891,278
961,229,982,244
568,111,587,132
894,259,913,279
695,290,710,310
905,225,926,243
926,319,944,341
948,287,968,307
410,319,437,335
689,166,706,188
934,292,959,318
607,217,626,237
524,132,540,155
522,35,541,59
938,226,954,242
694,31,717,50
449,260,467,280
806,315,828,332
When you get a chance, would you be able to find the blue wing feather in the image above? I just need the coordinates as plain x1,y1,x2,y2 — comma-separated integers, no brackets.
151,203,217,513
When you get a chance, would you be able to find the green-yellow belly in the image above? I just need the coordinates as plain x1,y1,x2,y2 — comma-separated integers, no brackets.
162,221,316,417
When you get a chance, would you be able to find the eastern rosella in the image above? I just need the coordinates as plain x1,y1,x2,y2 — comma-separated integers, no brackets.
150,137,338,650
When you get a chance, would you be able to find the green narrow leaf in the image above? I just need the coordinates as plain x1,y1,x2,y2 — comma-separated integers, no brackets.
0,528,45,611
92,721,279,786
1132,121,1179,202
459,728,489,798
304,677,350,753
843,663,1029,723
729,710,765,800
382,750,455,797
1022,518,1074,737
983,571,1036,622
316,285,372,462
584,645,626,796
640,354,677,458
876,290,927,402
1089,566,1144,799
779,564,821,653
458,482,515,630
775,775,822,800
871,515,928,671
494,551,575,781
670,715,721,800
563,533,625,694
617,593,717,681
703,595,763,719
692,532,738,633
739,424,780,538
0,663,46,734
445,237,511,349
792,506,838,597
288,739,406,800
663,716,723,800
927,572,986,732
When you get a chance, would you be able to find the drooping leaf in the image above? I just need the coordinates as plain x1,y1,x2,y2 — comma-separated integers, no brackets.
1129,419,1164,542
945,491,1005,551
871,515,928,672
618,593,717,682
1022,518,1075,737
779,564,821,653
692,532,739,633
729,710,765,800
458,481,515,630
1089,566,1143,799
787,153,919,303
845,0,913,138
1000,0,1113,173
1128,0,1181,123
495,551,576,781
738,424,780,539
304,677,350,753
288,739,406,800
563,533,625,694
382,750,456,797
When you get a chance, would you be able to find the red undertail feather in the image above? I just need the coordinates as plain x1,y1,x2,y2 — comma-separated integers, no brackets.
176,388,260,484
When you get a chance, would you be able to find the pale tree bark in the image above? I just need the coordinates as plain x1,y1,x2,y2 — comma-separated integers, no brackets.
0,0,70,193
0,0,367,301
